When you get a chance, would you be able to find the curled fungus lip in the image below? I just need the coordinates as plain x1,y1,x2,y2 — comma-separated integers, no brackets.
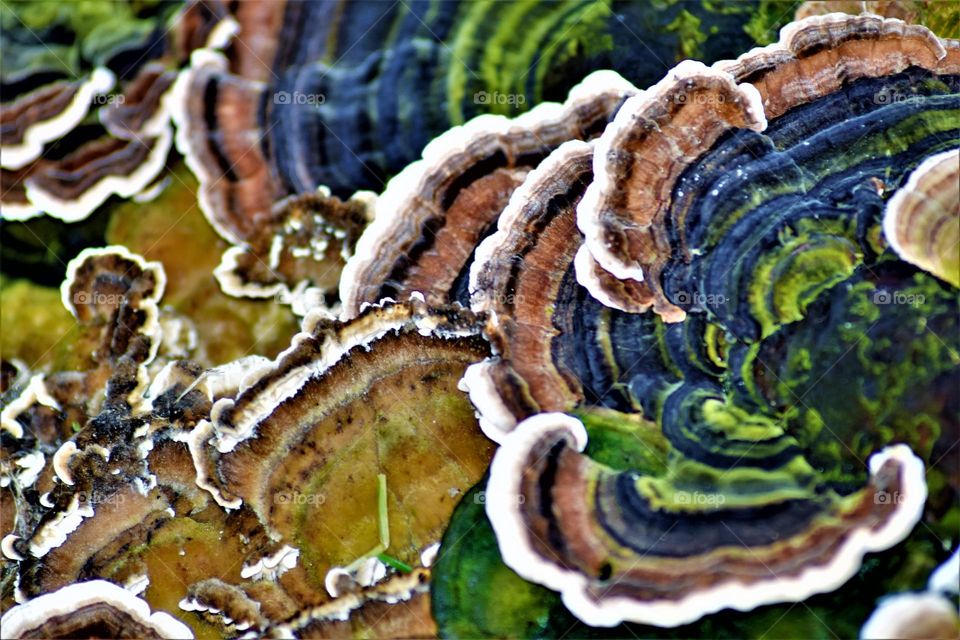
0,68,116,171
882,148,960,287
486,414,927,627
0,580,194,639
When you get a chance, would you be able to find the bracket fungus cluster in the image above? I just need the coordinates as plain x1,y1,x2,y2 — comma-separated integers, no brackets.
2,246,494,637
2,3,958,640
168,0,789,313
449,13,957,630
0,1,235,222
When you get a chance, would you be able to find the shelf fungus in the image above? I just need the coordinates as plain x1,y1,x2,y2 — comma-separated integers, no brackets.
0,248,180,591
212,189,375,314
578,12,959,322
188,299,496,610
440,12,960,629
339,71,637,317
171,0,778,206
173,1,798,311
4,248,496,635
278,568,435,638
488,415,927,627
0,0,232,221
0,579,193,639
2,5,959,639
860,550,960,638
1,246,166,462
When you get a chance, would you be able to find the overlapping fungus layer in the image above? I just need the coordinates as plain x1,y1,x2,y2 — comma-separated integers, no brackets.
2,6,958,639
375,13,957,628
0,1,232,222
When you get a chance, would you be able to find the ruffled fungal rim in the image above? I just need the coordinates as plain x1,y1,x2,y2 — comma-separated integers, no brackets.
168,22,245,245
468,139,594,315
1,8,238,224
1,374,60,438
98,63,178,141
859,550,960,638
177,579,266,633
60,245,166,334
239,544,300,581
486,413,928,628
58,245,166,404
929,549,960,594
458,359,520,443
338,69,638,318
572,244,652,313
716,12,950,117
173,419,240,510
0,194,41,221
0,449,45,491
21,126,174,223
212,189,376,314
25,491,95,559
461,139,599,436
0,579,193,639
576,58,767,289
52,440,78,486
2,534,25,561
279,567,431,634
208,296,483,455
0,68,116,172
143,355,274,415
882,147,960,287
214,244,288,300
576,13,956,320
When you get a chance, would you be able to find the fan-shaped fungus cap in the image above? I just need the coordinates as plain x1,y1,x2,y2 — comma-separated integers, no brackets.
577,15,957,321
0,579,193,638
339,71,637,317
487,414,927,627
